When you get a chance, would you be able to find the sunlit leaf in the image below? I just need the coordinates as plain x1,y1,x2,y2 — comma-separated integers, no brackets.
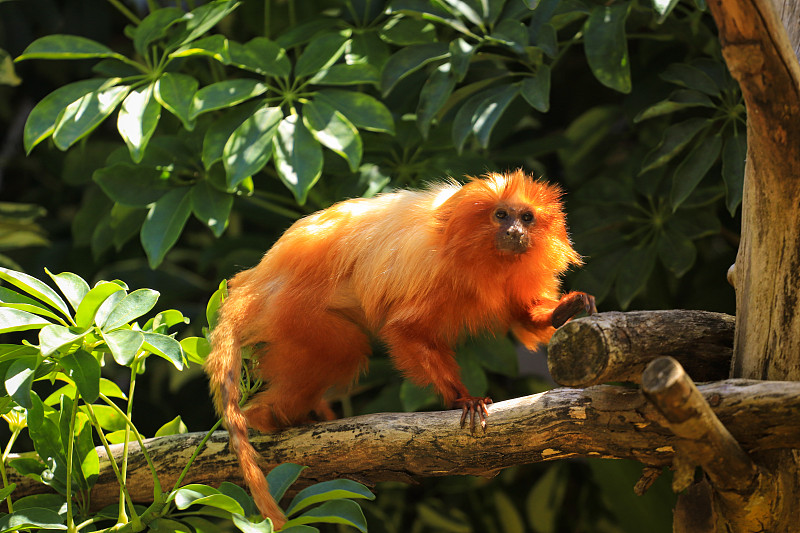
60,350,100,403
272,114,323,205
223,105,283,188
315,89,394,134
155,72,198,130
53,84,130,150
118,82,161,163
190,80,267,120
381,43,449,96
302,99,362,171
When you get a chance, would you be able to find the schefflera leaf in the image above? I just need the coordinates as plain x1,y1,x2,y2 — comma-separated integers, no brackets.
302,99,362,172
223,105,283,188
273,114,323,205
117,82,162,163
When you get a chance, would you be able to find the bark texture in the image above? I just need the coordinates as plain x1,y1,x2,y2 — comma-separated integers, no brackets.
702,0,800,530
548,311,734,386
8,380,800,511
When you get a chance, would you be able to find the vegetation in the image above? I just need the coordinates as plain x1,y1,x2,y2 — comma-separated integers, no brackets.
0,0,741,531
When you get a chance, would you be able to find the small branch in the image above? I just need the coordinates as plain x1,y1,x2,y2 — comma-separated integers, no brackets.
642,357,758,493
642,357,778,531
548,311,735,386
7,379,800,510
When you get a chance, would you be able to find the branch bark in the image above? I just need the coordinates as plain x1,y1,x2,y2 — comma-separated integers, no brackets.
548,311,734,386
8,381,800,510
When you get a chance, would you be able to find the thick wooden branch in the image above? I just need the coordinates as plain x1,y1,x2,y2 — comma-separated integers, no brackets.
7,380,800,510
548,311,734,386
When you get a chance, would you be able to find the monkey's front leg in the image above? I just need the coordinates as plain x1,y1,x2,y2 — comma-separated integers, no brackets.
381,321,491,433
551,291,596,328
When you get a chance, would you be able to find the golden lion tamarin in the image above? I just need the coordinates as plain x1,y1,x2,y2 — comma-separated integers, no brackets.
204,170,595,529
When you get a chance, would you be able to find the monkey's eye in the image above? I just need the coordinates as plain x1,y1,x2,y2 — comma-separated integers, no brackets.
495,209,508,220
521,212,534,223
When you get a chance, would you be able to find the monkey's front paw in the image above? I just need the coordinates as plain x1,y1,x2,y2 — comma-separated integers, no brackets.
552,292,596,329
453,396,493,434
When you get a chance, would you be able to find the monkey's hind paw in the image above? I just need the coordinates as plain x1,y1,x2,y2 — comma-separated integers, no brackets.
453,396,493,434
551,292,596,329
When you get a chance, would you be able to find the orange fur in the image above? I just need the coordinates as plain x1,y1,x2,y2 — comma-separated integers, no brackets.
204,170,591,528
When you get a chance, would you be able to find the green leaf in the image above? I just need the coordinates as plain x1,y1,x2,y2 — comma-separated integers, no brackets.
308,63,380,86
53,84,130,150
223,105,283,188
302,99,362,171
520,65,551,112
0,286,66,324
652,0,681,22
400,380,437,412
143,332,184,369
190,80,268,120
0,308,52,333
118,83,161,163
315,89,394,134
458,348,488,396
17,35,124,61
283,499,367,533
0,49,21,86
722,133,746,215
495,491,525,533
5,356,38,409
0,507,67,531
74,281,125,330
231,514,275,533
202,100,263,169
0,267,70,319
286,480,375,516
229,37,291,78
93,163,169,207
615,245,656,309
660,63,720,97
0,483,15,502
177,0,240,47
491,19,528,52
584,2,631,93
457,83,519,149
272,114,323,205
191,181,233,237
381,43,449,96
172,484,245,514
295,32,349,79
141,188,192,269
469,335,518,376
102,288,160,331
640,117,710,174
46,270,89,313
526,464,568,533
102,329,144,366
155,73,198,130
170,34,231,63
180,336,211,365
155,415,188,437
133,7,185,57
634,89,715,122
671,134,722,210
23,79,106,154
267,463,306,502
658,228,696,277
379,16,437,45
60,350,100,403
416,64,456,138
39,325,86,356
206,280,226,330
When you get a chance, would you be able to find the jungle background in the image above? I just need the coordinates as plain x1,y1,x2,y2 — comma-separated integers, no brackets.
0,0,743,531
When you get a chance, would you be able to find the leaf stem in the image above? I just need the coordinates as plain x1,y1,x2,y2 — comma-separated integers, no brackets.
105,0,141,24
171,418,223,491
0,428,20,513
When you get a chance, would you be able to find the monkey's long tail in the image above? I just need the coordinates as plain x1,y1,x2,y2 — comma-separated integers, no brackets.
206,319,288,530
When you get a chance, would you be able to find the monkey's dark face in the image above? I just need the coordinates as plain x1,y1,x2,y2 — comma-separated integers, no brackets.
491,204,535,255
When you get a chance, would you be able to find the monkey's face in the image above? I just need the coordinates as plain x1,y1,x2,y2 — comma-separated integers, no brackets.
491,204,535,255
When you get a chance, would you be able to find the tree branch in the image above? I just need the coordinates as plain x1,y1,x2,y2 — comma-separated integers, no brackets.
548,311,734,386
8,380,800,510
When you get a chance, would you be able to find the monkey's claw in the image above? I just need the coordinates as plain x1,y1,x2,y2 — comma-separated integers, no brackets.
552,292,596,329
453,396,493,434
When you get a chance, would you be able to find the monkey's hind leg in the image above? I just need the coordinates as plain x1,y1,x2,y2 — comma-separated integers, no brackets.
243,314,371,432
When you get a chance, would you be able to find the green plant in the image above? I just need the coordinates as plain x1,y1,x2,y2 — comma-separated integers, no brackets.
0,267,373,532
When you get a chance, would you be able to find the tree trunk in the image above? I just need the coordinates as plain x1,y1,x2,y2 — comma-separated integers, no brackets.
683,0,800,530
